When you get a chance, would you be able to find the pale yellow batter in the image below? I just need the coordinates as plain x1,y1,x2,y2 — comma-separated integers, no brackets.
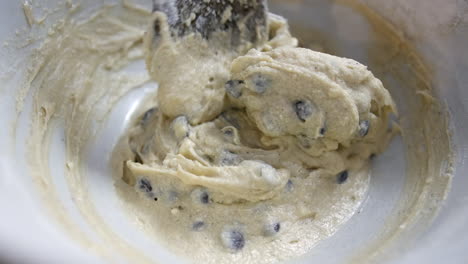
122,8,396,261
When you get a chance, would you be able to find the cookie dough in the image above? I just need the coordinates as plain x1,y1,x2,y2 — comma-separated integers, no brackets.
15,2,452,264
125,8,396,260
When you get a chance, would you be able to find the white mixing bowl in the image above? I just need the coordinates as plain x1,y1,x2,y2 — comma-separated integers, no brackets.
0,0,467,263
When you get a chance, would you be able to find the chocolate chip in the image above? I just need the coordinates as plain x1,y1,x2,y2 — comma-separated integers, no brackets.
225,80,244,98
192,221,205,231
222,127,235,137
358,120,370,137
191,188,211,204
263,222,281,236
231,231,245,250
251,74,269,93
221,229,245,251
273,223,281,232
320,127,326,135
337,170,349,184
200,192,210,204
285,179,294,192
293,100,313,122
137,178,153,193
